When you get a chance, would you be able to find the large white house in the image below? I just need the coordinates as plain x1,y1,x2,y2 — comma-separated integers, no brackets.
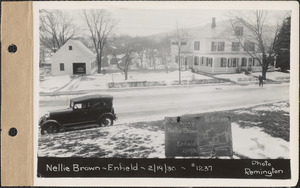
171,18,275,74
50,40,97,76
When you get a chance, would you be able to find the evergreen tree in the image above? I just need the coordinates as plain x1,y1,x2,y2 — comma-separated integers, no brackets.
274,16,291,71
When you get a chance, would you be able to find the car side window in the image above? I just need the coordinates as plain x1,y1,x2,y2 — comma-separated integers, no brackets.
74,102,90,109
74,103,82,109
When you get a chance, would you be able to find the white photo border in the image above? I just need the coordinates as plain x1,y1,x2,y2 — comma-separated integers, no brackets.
33,1,299,187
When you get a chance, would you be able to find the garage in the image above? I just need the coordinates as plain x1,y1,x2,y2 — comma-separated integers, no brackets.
73,63,86,75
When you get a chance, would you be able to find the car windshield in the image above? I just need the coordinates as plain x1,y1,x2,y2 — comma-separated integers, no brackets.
70,101,74,108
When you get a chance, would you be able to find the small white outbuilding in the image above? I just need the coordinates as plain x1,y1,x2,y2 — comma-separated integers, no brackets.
50,40,97,76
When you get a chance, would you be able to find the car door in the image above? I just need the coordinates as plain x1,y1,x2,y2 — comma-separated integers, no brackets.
69,102,93,126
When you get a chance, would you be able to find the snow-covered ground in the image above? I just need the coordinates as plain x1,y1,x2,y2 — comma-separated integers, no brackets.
38,101,290,159
39,75,72,93
215,71,290,83
39,71,215,93
252,71,290,81
39,70,290,93
215,73,257,83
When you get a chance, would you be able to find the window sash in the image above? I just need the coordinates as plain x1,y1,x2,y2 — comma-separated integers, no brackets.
232,42,240,51
60,63,64,71
221,58,227,67
211,42,217,51
194,41,200,50
218,42,225,51
194,56,199,65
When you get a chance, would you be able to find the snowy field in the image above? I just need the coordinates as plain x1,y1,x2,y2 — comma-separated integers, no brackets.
214,73,257,83
39,75,72,93
38,101,290,159
39,71,217,93
215,71,290,83
39,70,290,93
252,71,290,81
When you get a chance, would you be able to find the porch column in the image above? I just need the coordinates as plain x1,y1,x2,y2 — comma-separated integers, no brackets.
226,58,228,73
212,57,215,73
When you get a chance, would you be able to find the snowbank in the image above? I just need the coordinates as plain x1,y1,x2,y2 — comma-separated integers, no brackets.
232,123,289,159
252,72,290,81
39,75,72,93
40,71,214,93
215,73,257,83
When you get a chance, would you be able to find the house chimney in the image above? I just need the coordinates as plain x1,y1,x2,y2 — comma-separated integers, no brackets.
211,17,216,29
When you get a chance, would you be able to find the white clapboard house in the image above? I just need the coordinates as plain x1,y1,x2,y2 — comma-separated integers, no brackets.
50,40,97,76
171,18,275,74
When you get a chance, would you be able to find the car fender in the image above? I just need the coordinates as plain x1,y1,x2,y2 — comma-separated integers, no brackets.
41,120,63,129
98,112,116,121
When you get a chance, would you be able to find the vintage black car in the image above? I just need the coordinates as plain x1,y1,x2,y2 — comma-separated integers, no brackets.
39,94,117,135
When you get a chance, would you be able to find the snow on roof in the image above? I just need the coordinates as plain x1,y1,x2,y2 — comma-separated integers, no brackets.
187,20,232,38
50,39,96,63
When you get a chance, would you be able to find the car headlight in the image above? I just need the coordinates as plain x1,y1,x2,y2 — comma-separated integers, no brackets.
45,112,50,118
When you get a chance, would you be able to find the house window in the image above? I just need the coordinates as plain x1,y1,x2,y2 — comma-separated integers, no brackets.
248,58,253,66
244,42,255,51
194,41,200,51
172,42,178,45
241,58,247,66
194,56,199,65
60,63,64,71
232,42,240,51
181,41,187,45
211,42,217,51
218,42,225,51
69,46,73,50
232,58,238,67
234,26,243,36
221,58,227,67
206,57,212,67
211,42,225,51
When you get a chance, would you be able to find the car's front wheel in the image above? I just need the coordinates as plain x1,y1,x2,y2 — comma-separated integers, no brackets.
98,115,113,127
41,123,59,135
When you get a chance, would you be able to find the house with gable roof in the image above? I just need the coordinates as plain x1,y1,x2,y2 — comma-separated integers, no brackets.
50,39,97,76
171,18,275,74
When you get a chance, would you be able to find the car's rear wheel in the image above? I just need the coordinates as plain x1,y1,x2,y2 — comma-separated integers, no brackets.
41,123,59,135
99,115,113,127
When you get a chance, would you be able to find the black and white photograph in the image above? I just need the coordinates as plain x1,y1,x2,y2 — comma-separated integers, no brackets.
33,1,298,186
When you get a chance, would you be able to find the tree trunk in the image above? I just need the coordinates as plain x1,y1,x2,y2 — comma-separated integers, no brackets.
97,53,102,74
139,57,143,68
262,65,267,80
261,54,267,79
124,71,128,80
178,52,181,85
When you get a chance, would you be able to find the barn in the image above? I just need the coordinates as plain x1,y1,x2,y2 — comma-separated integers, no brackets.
50,40,97,76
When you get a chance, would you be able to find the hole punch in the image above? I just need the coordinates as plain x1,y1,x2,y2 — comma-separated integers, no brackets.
8,44,17,53
8,127,18,137
177,117,181,123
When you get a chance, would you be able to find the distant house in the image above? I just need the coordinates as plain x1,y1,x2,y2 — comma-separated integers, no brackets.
171,18,275,74
50,40,97,76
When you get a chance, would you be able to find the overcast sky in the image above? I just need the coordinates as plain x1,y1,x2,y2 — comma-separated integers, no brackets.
63,9,289,37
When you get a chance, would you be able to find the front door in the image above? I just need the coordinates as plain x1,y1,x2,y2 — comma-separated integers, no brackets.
73,63,86,74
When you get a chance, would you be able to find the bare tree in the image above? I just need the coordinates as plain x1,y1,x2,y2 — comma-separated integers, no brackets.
82,10,117,74
227,10,287,79
135,37,149,68
146,41,159,69
111,35,136,80
171,24,190,84
157,36,172,70
40,10,78,53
